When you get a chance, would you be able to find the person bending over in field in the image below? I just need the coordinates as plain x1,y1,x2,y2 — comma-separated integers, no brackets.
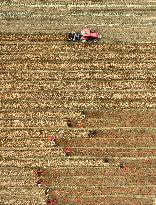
103,158,110,167
119,162,128,172
64,147,72,156
45,187,50,196
88,130,97,137
48,135,57,146
36,179,43,187
47,198,58,205
66,118,73,127
36,168,43,177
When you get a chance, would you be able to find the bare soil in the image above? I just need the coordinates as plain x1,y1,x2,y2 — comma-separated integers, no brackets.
0,1,156,205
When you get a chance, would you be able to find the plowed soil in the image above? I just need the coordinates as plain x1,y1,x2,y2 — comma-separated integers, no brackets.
0,1,156,205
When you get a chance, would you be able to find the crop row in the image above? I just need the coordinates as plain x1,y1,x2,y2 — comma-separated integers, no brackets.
0,44,155,53
1,70,156,81
1,61,155,71
0,109,155,120
0,52,155,62
1,147,156,160
1,174,156,187
1,165,156,178
1,127,155,139
1,80,156,91
1,90,156,101
1,136,156,148
1,157,156,169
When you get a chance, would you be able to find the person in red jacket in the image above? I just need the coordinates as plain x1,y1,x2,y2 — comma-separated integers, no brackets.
48,135,57,146
119,162,128,173
64,147,72,156
47,198,58,205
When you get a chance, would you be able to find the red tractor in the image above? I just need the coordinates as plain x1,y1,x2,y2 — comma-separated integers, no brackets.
67,28,101,42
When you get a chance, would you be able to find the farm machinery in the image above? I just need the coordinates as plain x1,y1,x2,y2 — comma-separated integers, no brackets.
67,28,101,42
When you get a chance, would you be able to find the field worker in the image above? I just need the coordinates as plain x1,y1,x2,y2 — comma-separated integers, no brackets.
119,162,128,173
45,187,50,196
36,168,43,177
66,119,72,127
81,111,86,120
119,163,126,169
64,147,72,156
48,135,56,146
36,179,43,187
88,130,97,137
103,158,110,167
47,198,58,205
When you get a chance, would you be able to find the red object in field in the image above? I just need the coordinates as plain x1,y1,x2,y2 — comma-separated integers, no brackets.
81,28,101,41
36,179,43,186
36,168,43,177
64,147,72,154
48,135,57,146
81,28,91,35
119,163,128,173
48,136,56,142
47,199,57,205
123,165,129,173
75,198,81,203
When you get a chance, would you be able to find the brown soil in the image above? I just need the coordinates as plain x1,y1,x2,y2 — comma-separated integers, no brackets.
1,1,156,205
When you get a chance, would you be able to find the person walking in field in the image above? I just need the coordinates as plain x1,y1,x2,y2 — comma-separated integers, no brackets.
48,135,57,146
64,147,72,156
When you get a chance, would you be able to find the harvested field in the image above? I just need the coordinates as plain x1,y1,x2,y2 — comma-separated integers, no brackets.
0,1,156,205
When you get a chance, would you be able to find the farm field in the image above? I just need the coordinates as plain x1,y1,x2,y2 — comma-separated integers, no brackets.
0,1,156,205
